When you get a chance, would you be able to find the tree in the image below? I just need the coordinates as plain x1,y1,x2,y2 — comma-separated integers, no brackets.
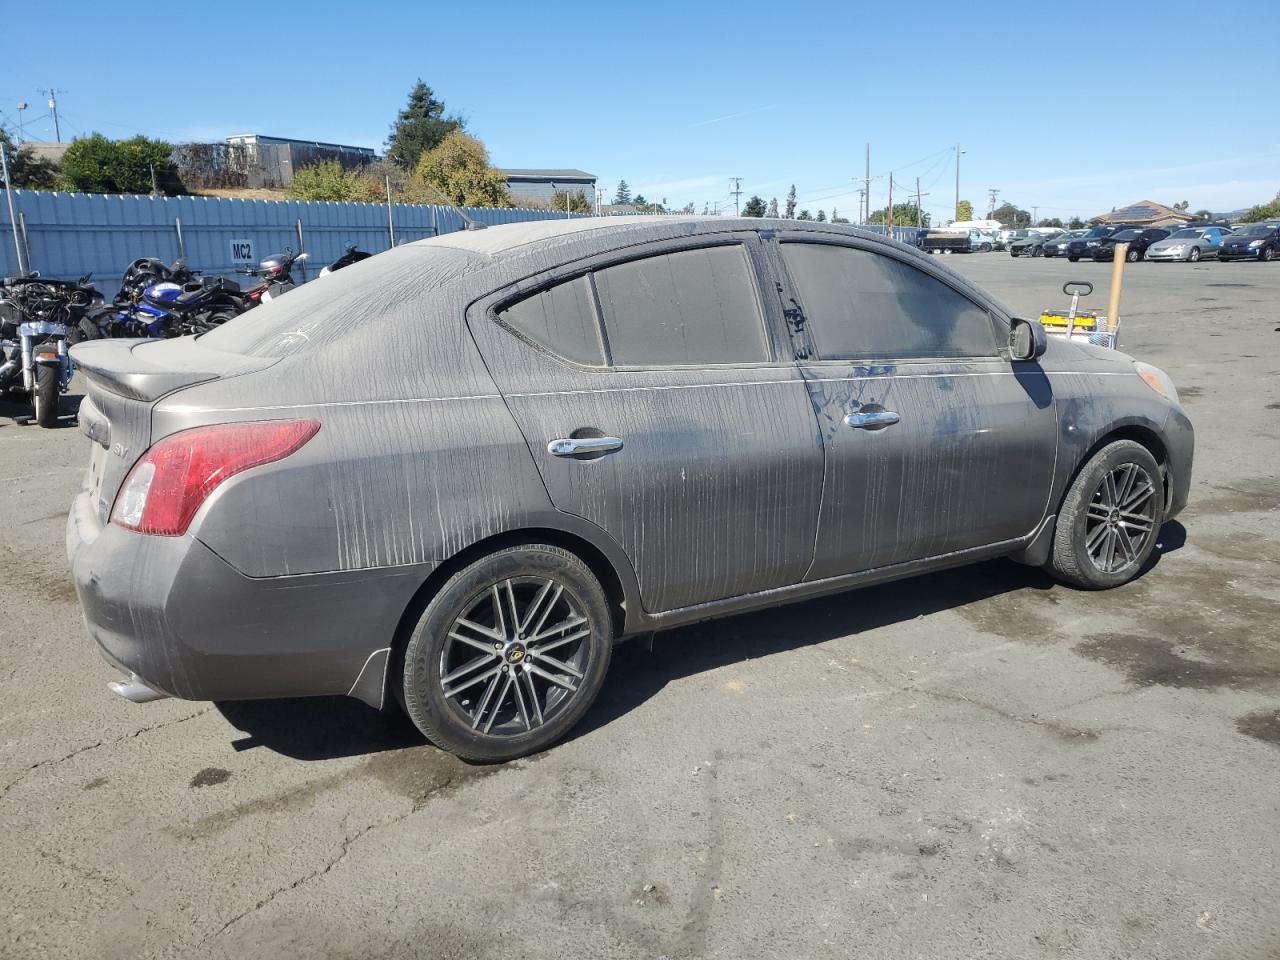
1241,191,1280,223
0,127,58,189
386,80,463,171
613,180,632,204
991,202,1031,227
785,185,797,219
547,189,593,214
815,209,827,222
57,133,181,194
868,203,930,227
1193,209,1214,221
955,199,975,222
796,209,812,220
1039,217,1064,228
411,130,509,208
741,195,766,217
288,160,379,201
766,197,779,218
831,207,849,224
1068,216,1085,229
1173,200,1190,212
632,193,648,206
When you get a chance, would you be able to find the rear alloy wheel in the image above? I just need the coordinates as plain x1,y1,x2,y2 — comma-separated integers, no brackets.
1048,440,1162,589
1126,247,1141,262
1188,247,1201,262
402,544,613,761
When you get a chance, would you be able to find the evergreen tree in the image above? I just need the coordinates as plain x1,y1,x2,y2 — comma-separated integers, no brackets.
613,180,632,204
766,197,779,218
816,209,827,222
386,80,463,171
741,195,766,217
797,209,812,221
785,185,797,219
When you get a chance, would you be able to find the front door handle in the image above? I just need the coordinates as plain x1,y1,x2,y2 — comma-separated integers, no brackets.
548,436,624,458
845,411,901,430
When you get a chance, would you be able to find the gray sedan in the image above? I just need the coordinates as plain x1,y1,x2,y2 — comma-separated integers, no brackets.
1146,226,1232,262
67,217,1193,761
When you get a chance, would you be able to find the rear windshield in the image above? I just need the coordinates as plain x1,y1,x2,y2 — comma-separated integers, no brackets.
199,245,487,358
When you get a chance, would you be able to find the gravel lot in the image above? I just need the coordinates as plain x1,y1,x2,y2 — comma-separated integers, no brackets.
1,252,1277,960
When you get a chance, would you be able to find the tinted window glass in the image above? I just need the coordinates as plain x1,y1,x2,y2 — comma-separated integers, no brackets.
780,243,997,361
497,275,604,365
593,245,768,365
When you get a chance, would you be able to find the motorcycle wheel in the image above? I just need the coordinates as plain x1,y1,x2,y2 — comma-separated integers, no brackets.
33,364,60,428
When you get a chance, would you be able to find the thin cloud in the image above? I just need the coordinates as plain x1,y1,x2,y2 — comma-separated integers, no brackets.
689,104,779,129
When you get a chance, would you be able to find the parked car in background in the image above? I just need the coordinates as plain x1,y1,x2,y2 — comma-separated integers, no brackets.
66,217,1193,761
1218,223,1280,261
971,230,998,252
1146,226,1232,262
1042,229,1089,258
1065,225,1134,262
1009,229,1060,257
1089,228,1171,262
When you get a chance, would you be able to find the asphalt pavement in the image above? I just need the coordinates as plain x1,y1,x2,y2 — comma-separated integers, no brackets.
1,250,1277,960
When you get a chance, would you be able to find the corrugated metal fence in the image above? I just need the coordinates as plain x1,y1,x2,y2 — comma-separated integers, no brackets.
0,190,587,282
0,190,925,283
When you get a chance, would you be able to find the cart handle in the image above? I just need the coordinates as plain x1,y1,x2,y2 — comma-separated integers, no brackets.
1063,281,1093,297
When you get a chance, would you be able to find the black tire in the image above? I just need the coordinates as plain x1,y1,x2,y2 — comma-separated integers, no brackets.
1263,247,1275,262
1067,255,1079,262
1188,247,1201,263
1126,247,1141,262
1048,440,1163,590
1032,246,1043,258
980,243,992,253
1010,250,1020,258
402,544,613,762
33,363,60,428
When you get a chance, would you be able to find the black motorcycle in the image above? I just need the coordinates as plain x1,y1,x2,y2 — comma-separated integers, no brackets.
0,273,101,427
319,244,372,276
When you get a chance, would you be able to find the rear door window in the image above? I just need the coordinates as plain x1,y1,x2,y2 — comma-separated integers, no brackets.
593,244,769,366
497,275,604,366
780,242,998,361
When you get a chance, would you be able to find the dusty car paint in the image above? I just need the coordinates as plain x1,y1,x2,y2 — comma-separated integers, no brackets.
67,217,1193,711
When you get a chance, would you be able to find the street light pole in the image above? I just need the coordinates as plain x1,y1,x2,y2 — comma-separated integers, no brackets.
954,143,964,222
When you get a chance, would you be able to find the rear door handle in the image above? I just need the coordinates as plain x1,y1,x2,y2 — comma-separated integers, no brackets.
548,436,624,458
845,411,901,430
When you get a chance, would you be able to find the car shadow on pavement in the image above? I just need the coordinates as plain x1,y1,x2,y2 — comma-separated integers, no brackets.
213,522,1185,763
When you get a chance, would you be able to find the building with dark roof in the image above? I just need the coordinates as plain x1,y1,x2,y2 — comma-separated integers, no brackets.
500,168,597,206
1091,200,1195,228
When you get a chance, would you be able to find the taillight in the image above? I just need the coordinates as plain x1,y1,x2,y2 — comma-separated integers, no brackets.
111,420,320,536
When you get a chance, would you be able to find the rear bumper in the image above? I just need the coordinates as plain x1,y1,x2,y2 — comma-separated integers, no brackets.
66,489,433,707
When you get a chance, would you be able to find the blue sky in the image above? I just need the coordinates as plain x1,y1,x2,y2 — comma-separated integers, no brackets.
5,1,1278,220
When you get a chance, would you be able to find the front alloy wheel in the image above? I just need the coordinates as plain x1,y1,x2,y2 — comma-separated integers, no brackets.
402,544,612,761
1048,439,1163,589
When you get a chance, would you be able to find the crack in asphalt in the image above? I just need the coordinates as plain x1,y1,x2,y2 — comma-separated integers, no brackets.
0,708,211,800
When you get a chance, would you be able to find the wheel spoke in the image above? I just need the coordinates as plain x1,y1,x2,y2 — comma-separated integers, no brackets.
482,674,515,733
528,584,564,639
492,584,509,638
528,612,587,645
1085,522,1110,552
530,626,591,656
1116,464,1137,505
520,669,544,727
1119,512,1154,532
1103,529,1119,572
518,580,554,635
1114,527,1137,564
504,580,522,639
448,629,500,657
1087,505,1112,522
528,662,578,692
470,671,504,728
534,652,584,680
442,653,499,689
455,616,502,642
1121,483,1154,511
511,670,532,731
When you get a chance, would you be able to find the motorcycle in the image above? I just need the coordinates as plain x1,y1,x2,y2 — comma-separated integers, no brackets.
87,257,203,339
240,249,309,304
319,244,371,277
0,273,101,427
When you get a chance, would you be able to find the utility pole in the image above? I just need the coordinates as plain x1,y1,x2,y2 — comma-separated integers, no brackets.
1032,205,1039,226
2,142,27,274
15,102,27,143
987,188,1000,217
857,187,867,225
729,177,742,216
954,143,964,221
914,177,930,228
39,88,64,142
864,143,871,226
887,174,894,231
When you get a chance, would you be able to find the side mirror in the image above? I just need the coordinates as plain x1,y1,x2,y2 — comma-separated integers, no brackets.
1009,317,1047,361
296,252,309,262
